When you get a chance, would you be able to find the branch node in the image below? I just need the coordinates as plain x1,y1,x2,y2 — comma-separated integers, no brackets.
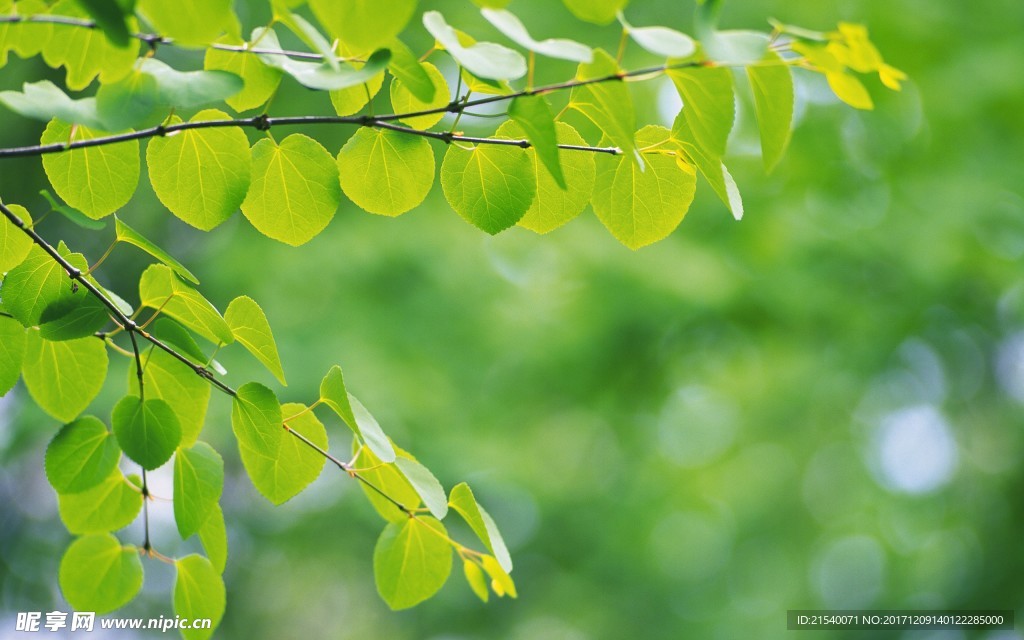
252,114,272,131
66,267,81,280
440,131,455,145
446,101,462,113
123,318,138,332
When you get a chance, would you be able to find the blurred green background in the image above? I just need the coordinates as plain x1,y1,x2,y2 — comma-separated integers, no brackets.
2,0,1023,638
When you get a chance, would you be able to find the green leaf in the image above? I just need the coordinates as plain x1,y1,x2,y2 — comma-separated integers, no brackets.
0,80,107,129
671,113,743,219
320,366,397,462
440,141,536,234
139,264,234,345
625,25,696,59
591,125,698,249
74,0,133,47
225,296,286,385
57,468,142,534
309,0,416,54
562,0,627,25
240,134,340,246
273,5,339,70
386,38,436,103
98,58,243,129
146,109,251,231
37,294,109,341
41,119,140,219
150,317,208,363
59,534,143,614
112,395,182,470
826,70,874,110
389,61,449,129
0,0,50,63
448,482,513,571
0,315,25,396
374,517,453,610
231,382,284,487
174,441,224,539
747,51,794,172
667,64,736,160
94,70,160,131
38,189,107,231
174,555,225,640
198,504,228,573
0,202,33,273
241,402,327,504
204,35,283,113
22,332,108,422
481,554,517,598
114,216,200,284
570,49,639,165
41,0,138,90
255,28,392,91
703,29,770,65
328,64,384,116
463,559,489,602
355,453,417,524
481,8,592,63
495,121,595,234
508,95,565,189
395,458,447,520
337,128,435,217
139,0,234,47
423,11,526,81
45,415,121,494
128,347,210,448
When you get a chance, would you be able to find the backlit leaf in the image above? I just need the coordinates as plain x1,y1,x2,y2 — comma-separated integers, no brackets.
255,28,391,91
497,121,595,234
41,119,140,219
45,415,121,494
139,0,234,47
338,128,434,217
309,0,416,54
242,402,327,504
441,141,535,234
204,36,283,113
22,332,108,422
395,457,448,519
374,517,452,610
386,38,436,103
667,64,735,160
112,395,182,470
0,316,25,395
0,202,32,273
198,504,228,573
241,134,340,246
508,95,565,189
448,482,512,571
57,468,142,534
59,534,143,614
174,441,224,539
570,49,639,165
482,9,592,63
463,559,489,602
146,109,251,231
0,80,106,129
826,70,874,110
114,216,199,284
591,125,697,249
389,61,449,129
128,347,210,448
174,555,225,640
423,11,526,81
139,264,233,345
225,296,286,384
561,0,627,25
328,64,384,116
353,443,421,522
41,0,138,90
747,50,794,172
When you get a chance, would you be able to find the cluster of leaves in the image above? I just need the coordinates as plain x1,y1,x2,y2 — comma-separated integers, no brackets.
0,0,902,636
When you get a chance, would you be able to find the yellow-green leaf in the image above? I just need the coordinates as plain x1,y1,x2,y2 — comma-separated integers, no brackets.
0,202,32,273
389,61,449,129
204,36,283,113
225,296,286,385
0,315,25,395
41,0,138,90
139,0,234,47
128,347,211,448
747,50,794,172
174,442,224,539
440,141,536,234
41,119,140,219
22,332,108,423
174,555,225,640
337,128,434,217
59,534,143,614
826,70,874,110
241,134,340,246
667,64,735,160
309,0,416,55
570,49,639,165
373,516,452,610
45,415,121,494
57,468,142,534
139,264,233,345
